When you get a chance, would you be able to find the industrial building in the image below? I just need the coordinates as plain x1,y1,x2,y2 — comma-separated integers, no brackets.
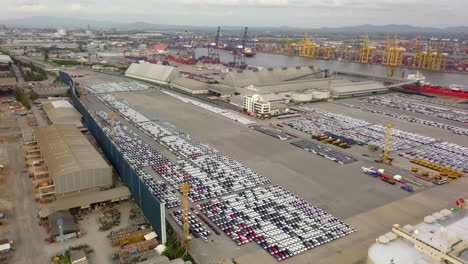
32,84,70,97
367,201,468,264
0,54,16,91
42,100,83,127
125,62,181,85
243,94,289,117
222,66,322,88
32,124,112,201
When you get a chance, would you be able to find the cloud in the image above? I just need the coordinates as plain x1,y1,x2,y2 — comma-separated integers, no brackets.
71,3,82,10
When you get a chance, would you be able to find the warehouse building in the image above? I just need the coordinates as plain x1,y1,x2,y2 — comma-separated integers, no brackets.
125,62,181,85
223,66,322,88
32,85,69,97
367,204,468,264
33,124,112,201
42,100,83,127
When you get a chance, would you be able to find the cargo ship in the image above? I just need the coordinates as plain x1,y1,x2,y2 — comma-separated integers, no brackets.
244,47,256,57
402,71,468,99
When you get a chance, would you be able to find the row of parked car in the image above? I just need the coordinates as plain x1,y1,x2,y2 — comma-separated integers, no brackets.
339,102,468,136
198,185,356,261
361,95,468,124
401,142,468,172
171,210,211,241
86,81,149,94
291,140,356,164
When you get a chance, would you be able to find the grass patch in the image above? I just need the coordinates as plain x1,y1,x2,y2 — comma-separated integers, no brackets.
162,234,195,263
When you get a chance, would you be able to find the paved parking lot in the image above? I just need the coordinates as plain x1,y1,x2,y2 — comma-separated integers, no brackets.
75,73,467,264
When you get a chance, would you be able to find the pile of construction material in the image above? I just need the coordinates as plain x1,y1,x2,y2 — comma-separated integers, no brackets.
108,225,160,264
99,208,121,231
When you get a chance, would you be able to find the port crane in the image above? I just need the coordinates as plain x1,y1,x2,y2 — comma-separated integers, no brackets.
207,26,221,61
232,27,248,68
286,32,319,58
355,33,375,63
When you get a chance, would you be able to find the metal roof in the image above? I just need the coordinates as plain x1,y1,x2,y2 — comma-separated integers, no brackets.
125,62,181,84
39,187,131,217
331,81,388,96
48,210,79,237
223,66,322,88
171,77,210,91
245,78,349,94
42,100,83,127
34,124,111,192
0,55,12,64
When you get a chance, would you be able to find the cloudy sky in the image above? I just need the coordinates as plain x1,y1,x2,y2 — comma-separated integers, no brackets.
3,0,467,27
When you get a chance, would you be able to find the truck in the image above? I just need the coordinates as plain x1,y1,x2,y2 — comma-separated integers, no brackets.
380,175,397,184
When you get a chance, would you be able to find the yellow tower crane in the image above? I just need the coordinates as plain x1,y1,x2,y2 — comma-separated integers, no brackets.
181,183,192,250
413,37,422,67
383,124,393,164
356,33,375,63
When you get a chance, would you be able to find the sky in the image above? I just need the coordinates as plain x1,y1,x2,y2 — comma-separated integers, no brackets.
2,0,468,27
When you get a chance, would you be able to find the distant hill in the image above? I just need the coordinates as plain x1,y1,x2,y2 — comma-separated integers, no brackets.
1,16,467,34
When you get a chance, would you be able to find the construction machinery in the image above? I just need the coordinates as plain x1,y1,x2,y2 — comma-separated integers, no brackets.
181,183,191,250
355,33,375,63
382,124,392,164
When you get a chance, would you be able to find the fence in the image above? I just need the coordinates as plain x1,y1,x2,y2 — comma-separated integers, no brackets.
62,71,166,242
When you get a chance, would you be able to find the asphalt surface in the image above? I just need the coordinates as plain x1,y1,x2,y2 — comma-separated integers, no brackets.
72,70,468,264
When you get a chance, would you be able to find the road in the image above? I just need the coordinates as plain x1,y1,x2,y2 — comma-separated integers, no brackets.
0,103,50,264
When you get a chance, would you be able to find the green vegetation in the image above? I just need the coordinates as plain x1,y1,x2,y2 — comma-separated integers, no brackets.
19,62,48,82
162,235,194,262
51,59,82,66
30,90,39,101
13,87,31,109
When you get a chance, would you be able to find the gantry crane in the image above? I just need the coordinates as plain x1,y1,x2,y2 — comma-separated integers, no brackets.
285,36,295,56
415,39,448,71
320,44,336,60
181,183,191,250
355,33,375,63
382,33,405,66
286,32,319,58
383,124,393,164
208,26,221,60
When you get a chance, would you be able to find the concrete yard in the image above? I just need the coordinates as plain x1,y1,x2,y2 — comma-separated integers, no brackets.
72,70,468,264
108,89,411,219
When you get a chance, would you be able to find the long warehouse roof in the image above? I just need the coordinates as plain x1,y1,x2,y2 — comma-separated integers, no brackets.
223,66,322,88
125,62,181,84
34,124,109,182
42,100,83,127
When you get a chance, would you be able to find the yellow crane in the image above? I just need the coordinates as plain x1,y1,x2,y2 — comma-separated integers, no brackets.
383,124,393,164
285,36,295,56
383,33,405,66
181,183,191,250
286,32,319,58
320,44,335,59
356,33,375,63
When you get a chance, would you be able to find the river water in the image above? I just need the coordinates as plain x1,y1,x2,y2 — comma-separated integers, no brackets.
195,48,468,87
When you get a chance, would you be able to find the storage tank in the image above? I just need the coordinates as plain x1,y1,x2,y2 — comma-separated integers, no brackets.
312,91,330,100
291,92,313,102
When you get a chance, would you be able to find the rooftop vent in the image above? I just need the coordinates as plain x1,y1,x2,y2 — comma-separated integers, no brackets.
267,68,274,71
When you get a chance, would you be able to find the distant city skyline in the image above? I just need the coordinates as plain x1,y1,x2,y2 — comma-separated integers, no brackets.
3,0,468,27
